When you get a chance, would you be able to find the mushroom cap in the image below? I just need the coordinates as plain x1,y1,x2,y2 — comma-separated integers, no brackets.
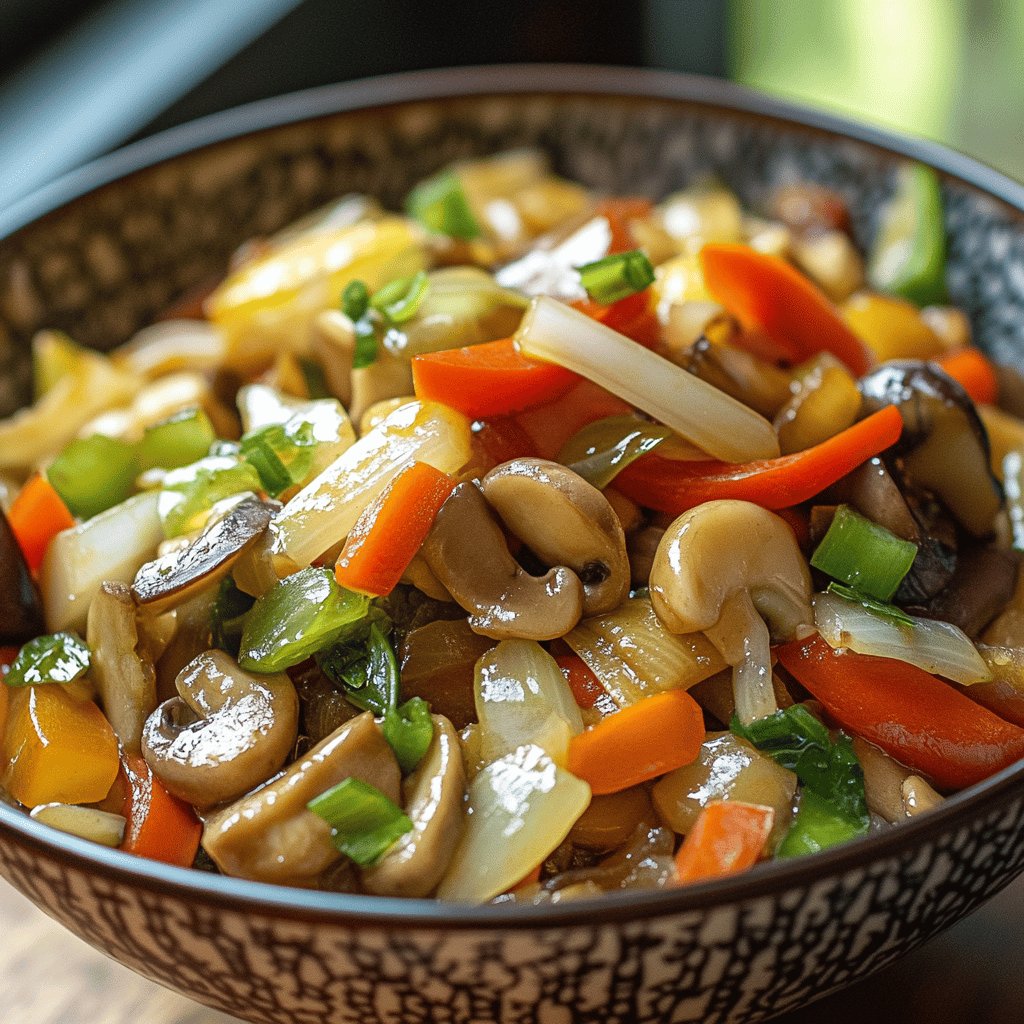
421,482,584,641
481,458,629,616
142,649,298,808
649,499,812,638
859,361,1002,537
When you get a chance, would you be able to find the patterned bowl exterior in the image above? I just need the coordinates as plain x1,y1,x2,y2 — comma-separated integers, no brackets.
2,66,1024,1024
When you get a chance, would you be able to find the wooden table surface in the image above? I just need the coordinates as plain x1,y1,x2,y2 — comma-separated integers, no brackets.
2,872,1023,1024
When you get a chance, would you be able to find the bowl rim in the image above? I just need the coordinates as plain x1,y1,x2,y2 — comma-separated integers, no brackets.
2,63,1024,930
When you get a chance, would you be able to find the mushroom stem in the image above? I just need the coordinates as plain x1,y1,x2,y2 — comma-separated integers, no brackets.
704,590,777,725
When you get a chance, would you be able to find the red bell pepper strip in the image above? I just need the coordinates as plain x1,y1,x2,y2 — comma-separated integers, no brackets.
616,405,903,515
119,754,202,867
700,243,873,375
470,416,541,469
776,634,1024,790
572,290,660,349
935,348,998,406
7,474,76,571
595,197,653,254
411,337,578,418
513,379,634,459
555,654,606,710
335,462,457,596
674,801,775,885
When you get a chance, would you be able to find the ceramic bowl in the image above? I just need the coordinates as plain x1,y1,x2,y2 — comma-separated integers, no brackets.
2,66,1024,1024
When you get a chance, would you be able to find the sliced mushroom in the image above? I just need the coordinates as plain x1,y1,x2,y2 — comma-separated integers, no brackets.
86,581,158,753
202,711,400,885
142,649,298,807
859,361,1003,537
650,500,814,724
420,482,584,641
362,715,466,897
0,507,45,642
132,497,273,615
481,459,629,616
902,775,943,816
852,736,913,823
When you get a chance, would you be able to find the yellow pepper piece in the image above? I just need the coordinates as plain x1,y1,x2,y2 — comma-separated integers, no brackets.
208,216,428,373
652,252,712,320
2,685,119,809
0,682,8,737
775,354,862,455
841,292,943,361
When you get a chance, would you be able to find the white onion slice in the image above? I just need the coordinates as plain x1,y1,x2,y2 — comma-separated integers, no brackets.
475,639,583,766
813,592,991,685
565,597,725,707
516,296,779,463
435,744,591,903
271,400,471,569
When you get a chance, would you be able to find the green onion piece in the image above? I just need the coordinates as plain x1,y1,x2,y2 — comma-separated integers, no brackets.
238,567,370,673
6,632,91,688
159,457,262,538
317,619,399,716
307,777,412,866
382,697,434,774
733,705,869,856
342,280,370,322
576,249,655,306
826,582,914,627
139,408,217,471
370,271,430,325
240,420,318,497
406,170,481,240
239,437,292,496
810,504,918,602
351,318,378,370
47,435,138,520
210,577,255,658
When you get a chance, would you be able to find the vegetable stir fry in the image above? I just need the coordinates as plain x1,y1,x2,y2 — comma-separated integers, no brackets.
4,151,1024,905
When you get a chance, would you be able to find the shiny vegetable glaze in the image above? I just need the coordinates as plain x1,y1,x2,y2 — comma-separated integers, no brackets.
2,152,1024,904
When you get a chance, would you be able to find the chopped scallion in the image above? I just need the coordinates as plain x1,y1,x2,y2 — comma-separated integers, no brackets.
352,318,378,370
406,170,480,240
576,249,655,305
810,504,917,602
370,271,430,324
47,435,138,519
382,697,434,774
139,408,216,471
6,632,91,688
238,567,370,672
307,777,412,866
342,280,370,322
240,420,318,497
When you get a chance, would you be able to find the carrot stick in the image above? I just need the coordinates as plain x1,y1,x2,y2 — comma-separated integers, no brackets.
935,348,998,406
674,801,775,885
335,462,457,596
412,337,579,418
616,406,902,515
566,689,704,795
701,243,873,375
119,755,202,867
7,474,76,571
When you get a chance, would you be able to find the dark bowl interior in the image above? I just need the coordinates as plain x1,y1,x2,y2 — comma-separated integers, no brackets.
2,66,1024,1024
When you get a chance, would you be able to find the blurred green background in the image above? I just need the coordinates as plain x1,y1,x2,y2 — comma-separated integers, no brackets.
1,0,1022,209
730,0,1024,180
